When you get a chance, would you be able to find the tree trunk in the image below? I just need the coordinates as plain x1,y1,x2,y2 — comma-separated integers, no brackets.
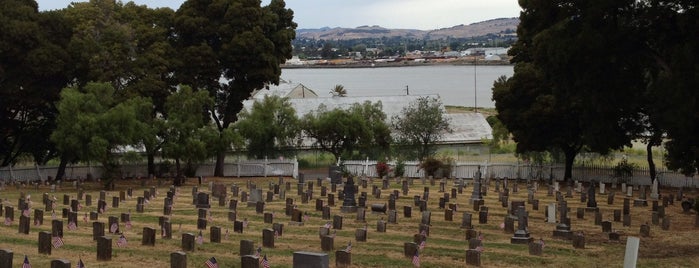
646,134,662,183
147,152,155,177
55,155,68,181
563,147,577,183
214,151,225,177
175,158,181,178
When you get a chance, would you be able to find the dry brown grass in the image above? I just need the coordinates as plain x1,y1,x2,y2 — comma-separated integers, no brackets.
0,177,698,267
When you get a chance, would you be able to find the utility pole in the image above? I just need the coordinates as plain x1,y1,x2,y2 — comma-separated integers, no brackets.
474,56,478,113
406,85,409,95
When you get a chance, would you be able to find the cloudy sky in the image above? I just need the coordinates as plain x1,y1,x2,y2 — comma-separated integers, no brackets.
36,0,521,30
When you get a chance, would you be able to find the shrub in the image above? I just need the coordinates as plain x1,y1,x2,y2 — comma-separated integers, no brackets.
376,161,391,178
394,160,406,177
419,156,454,178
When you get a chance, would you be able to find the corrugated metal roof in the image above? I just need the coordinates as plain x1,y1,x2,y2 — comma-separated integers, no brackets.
240,94,492,144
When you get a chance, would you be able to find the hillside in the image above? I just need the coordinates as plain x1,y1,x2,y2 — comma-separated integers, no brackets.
296,18,519,40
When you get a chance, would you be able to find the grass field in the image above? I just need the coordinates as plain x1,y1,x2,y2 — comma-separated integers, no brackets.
0,176,697,267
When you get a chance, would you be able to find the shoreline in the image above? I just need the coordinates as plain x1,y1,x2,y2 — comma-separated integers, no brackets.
282,59,512,69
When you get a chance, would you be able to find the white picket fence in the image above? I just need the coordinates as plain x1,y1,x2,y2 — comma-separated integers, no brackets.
342,159,699,188
0,159,298,183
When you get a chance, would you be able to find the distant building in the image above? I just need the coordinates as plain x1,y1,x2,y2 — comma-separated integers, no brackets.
240,93,492,148
250,81,318,100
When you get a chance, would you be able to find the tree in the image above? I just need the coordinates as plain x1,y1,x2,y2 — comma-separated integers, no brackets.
301,101,390,162
235,95,300,159
0,1,74,169
391,97,451,160
161,86,217,177
330,84,347,97
173,0,296,176
495,0,648,181
636,0,699,176
51,83,151,180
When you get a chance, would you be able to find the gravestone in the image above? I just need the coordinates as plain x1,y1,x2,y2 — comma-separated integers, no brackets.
273,223,284,237
293,251,329,268
511,206,532,244
335,249,351,268
211,226,221,243
0,249,12,268
39,231,52,254
195,192,210,209
170,251,186,268
92,221,105,240
640,223,650,237
241,255,259,268
587,180,598,208
142,227,155,246
181,233,195,251
50,259,71,268
572,232,585,249
52,220,63,238
333,215,343,230
553,201,572,239
404,206,412,218
388,210,397,224
461,212,473,229
466,249,481,266
403,242,419,258
355,227,367,242
377,218,387,232
263,228,275,248
356,207,366,222
341,177,357,213
240,240,255,256
321,235,334,251
19,215,30,234
264,212,274,224
623,237,640,268
529,240,544,256
602,220,612,233
97,236,112,260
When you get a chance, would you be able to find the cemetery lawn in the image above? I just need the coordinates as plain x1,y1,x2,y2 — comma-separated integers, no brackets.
0,176,698,267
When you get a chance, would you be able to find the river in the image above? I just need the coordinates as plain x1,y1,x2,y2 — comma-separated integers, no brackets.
280,64,514,107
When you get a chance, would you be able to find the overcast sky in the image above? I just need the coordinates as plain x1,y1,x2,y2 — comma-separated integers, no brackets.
36,0,521,30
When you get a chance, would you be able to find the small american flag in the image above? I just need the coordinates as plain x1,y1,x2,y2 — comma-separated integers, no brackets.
274,229,279,238
76,258,85,268
196,232,204,245
117,234,127,247
540,238,545,249
99,207,105,214
419,239,426,250
78,202,83,210
51,201,56,209
51,210,56,219
324,222,332,229
476,245,484,252
303,213,309,222
22,255,31,268
420,229,427,236
478,233,484,241
144,198,150,204
126,220,132,229
110,222,119,233
243,219,248,227
412,250,420,267
345,241,352,253
52,236,64,248
208,213,213,222
256,247,262,258
500,222,505,229
225,229,229,240
205,257,219,268
161,226,167,238
34,218,40,226
261,254,270,268
67,221,77,230
83,213,88,223
4,217,11,225
23,209,30,217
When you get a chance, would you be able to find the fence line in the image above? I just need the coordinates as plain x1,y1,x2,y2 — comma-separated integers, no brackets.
0,159,298,183
342,160,699,188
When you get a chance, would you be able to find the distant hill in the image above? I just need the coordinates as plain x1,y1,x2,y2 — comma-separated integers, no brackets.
296,18,519,40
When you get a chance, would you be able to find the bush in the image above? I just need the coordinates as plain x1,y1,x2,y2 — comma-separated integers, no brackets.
376,161,391,178
394,160,406,177
419,156,454,178
613,158,637,178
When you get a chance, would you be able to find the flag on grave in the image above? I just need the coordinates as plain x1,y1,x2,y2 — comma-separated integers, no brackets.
110,222,119,233
4,217,11,225
76,258,85,268
126,220,132,229
23,209,30,217
225,229,229,240
204,257,219,268
261,255,270,268
256,247,262,258
68,221,77,230
412,250,420,267
52,236,64,248
117,234,127,247
52,210,56,219
161,226,167,238
197,231,204,245
243,219,249,227
22,255,31,268
324,222,332,229
83,213,88,223
274,229,279,238
345,241,352,253
476,245,484,252
419,239,426,250
34,218,40,226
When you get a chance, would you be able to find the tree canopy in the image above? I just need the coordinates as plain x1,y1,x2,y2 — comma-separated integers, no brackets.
236,95,300,159
173,0,297,176
391,97,451,161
